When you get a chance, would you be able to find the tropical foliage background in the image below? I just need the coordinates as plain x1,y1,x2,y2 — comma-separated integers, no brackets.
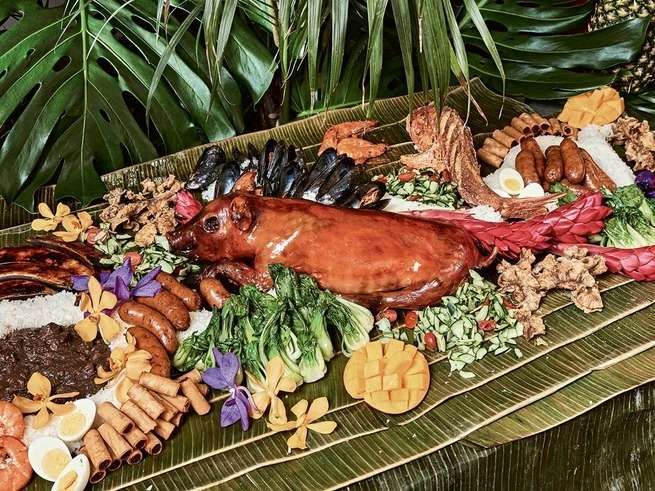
0,0,652,210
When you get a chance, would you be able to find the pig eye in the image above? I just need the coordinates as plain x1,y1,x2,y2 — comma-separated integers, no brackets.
203,215,220,232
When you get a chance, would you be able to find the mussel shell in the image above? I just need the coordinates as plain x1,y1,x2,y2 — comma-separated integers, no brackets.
279,161,303,197
353,181,388,209
258,139,279,186
186,146,226,191
315,157,359,204
293,149,339,198
214,161,243,197
264,142,289,196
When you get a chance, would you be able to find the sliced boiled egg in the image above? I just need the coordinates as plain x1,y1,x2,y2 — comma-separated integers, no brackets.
491,188,511,198
28,436,71,482
518,182,545,198
57,398,96,442
498,168,524,196
51,454,90,491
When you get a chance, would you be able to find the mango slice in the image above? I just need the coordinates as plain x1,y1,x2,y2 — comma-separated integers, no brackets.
343,339,430,414
558,86,624,129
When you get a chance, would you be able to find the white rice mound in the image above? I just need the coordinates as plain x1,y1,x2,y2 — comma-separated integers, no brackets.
484,125,634,192
0,292,83,337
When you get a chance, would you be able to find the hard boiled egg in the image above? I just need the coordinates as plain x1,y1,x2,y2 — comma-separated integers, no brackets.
51,454,90,491
28,437,71,482
498,168,524,196
518,182,545,198
57,398,96,442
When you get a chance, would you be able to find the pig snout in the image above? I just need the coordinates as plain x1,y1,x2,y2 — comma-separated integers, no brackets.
168,226,197,252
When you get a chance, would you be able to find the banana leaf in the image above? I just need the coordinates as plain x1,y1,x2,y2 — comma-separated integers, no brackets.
15,79,655,489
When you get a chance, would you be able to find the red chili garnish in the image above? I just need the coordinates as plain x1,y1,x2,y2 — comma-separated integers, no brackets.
124,251,142,270
478,319,497,332
424,332,437,351
376,309,398,323
404,311,418,329
398,172,414,183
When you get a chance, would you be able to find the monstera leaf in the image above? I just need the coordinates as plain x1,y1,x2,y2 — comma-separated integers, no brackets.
463,0,651,99
0,0,273,210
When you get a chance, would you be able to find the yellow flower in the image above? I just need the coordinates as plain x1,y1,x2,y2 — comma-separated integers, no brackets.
31,203,71,232
95,334,152,402
248,357,297,425
267,397,337,452
74,276,120,343
12,373,79,429
53,212,92,242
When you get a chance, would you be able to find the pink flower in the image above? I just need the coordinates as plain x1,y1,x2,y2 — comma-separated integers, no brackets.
175,191,202,224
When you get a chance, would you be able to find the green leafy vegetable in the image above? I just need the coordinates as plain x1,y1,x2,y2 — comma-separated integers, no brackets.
549,182,578,206
377,271,522,378
383,168,462,209
599,185,655,248
173,265,374,386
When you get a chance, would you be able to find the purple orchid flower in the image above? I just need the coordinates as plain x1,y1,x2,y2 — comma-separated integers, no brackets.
636,170,655,198
72,258,162,300
202,349,252,431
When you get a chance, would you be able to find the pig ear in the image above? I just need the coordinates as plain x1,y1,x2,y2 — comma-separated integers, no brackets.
229,196,254,231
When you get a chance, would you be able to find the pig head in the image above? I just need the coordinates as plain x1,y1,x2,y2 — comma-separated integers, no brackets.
168,195,255,261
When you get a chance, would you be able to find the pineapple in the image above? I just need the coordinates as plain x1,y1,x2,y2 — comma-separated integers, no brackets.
589,0,655,93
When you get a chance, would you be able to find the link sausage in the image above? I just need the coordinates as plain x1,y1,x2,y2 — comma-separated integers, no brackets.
129,327,171,377
118,302,178,353
199,278,231,309
156,272,201,311
560,138,586,184
544,146,564,184
136,291,190,330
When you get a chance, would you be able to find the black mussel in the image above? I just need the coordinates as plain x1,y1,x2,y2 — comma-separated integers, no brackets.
315,157,359,204
214,161,243,197
232,170,258,193
257,139,278,186
186,146,226,191
264,141,288,196
246,143,260,170
346,181,387,209
279,161,303,197
293,149,339,198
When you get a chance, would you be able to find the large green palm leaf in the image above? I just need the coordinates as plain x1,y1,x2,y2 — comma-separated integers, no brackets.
0,0,273,210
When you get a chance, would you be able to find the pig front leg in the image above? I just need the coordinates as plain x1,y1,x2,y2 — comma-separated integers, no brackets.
202,260,273,290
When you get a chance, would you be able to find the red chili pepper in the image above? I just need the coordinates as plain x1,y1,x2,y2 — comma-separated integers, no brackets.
424,332,437,351
398,172,415,183
404,311,418,329
478,319,496,332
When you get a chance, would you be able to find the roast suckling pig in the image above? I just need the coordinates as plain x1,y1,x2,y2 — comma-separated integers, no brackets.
168,193,491,310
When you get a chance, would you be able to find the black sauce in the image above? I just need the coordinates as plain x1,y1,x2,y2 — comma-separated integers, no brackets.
0,323,110,401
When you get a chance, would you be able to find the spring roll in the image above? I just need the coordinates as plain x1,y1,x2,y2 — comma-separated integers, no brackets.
162,394,191,413
154,419,176,440
125,448,144,465
483,137,509,158
106,447,123,472
145,432,163,456
196,383,209,397
503,126,523,140
548,118,563,135
176,369,203,384
127,384,165,420
511,116,532,135
139,373,180,397
78,447,106,484
82,429,112,471
121,400,157,434
493,129,517,148
124,427,148,450
531,113,550,131
97,402,134,434
181,379,211,415
98,423,132,461
519,113,541,134
477,147,503,168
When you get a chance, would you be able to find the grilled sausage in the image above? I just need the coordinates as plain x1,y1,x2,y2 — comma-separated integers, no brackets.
199,278,231,309
118,302,178,353
520,137,546,180
515,150,540,184
544,146,564,184
581,149,616,191
560,138,586,184
136,291,190,330
155,272,201,311
129,326,171,377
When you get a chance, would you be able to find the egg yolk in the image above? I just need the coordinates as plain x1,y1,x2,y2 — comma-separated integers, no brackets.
60,412,86,436
43,449,71,479
503,178,522,194
57,470,78,491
